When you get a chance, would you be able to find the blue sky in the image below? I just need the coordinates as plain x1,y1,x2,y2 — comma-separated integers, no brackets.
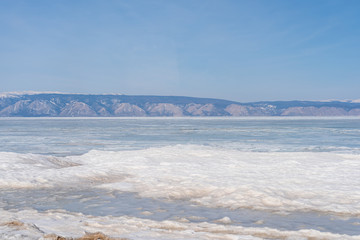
0,0,359,102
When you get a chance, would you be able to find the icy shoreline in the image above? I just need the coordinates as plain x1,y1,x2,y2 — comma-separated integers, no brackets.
1,208,360,240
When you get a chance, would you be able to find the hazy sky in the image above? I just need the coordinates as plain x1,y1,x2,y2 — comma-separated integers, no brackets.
1,0,359,102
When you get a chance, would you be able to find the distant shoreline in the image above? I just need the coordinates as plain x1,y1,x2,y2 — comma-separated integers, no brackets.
1,93,360,117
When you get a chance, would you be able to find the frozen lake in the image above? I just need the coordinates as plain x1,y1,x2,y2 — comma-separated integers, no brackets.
1,117,360,239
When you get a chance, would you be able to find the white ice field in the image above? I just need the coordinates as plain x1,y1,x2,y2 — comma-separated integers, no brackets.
0,117,360,239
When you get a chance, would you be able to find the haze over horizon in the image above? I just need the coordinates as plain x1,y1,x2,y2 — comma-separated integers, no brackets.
1,90,360,104
1,0,359,102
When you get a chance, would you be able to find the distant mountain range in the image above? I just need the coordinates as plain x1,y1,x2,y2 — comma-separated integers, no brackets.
1,92,360,117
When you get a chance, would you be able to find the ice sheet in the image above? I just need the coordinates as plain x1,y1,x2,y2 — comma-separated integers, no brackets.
1,208,359,240
1,145,360,216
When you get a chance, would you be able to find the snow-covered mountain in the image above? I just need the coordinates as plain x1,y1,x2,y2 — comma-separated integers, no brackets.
1,92,360,117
